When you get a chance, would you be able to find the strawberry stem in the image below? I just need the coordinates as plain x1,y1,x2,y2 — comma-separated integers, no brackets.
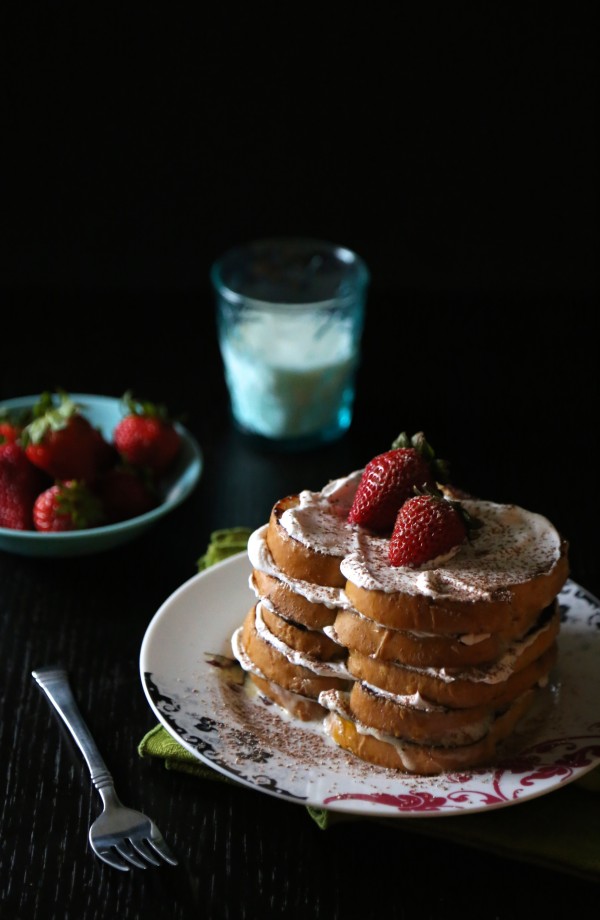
121,391,172,421
391,431,449,483
413,484,483,539
20,390,79,446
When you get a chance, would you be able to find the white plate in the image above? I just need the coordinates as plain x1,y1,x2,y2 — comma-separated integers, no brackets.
140,556,600,817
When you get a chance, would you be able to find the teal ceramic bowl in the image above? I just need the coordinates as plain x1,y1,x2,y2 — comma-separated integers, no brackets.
0,393,203,557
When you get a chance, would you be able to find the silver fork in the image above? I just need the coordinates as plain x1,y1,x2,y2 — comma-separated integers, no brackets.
32,666,178,872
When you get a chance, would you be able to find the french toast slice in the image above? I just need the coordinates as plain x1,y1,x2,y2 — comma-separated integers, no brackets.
342,680,527,745
260,604,344,661
343,541,569,635
266,495,346,587
250,568,340,631
239,604,350,701
322,688,536,775
346,606,559,709
332,607,519,669
248,673,325,722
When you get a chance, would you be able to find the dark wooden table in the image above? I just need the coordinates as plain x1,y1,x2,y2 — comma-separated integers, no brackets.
1,291,598,919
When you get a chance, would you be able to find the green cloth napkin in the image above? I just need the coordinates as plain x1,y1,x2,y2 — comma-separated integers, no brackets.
139,528,600,883
196,527,254,571
139,723,236,782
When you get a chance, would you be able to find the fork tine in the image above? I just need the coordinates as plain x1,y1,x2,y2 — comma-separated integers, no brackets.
114,842,149,870
129,837,162,867
91,844,130,872
147,832,179,866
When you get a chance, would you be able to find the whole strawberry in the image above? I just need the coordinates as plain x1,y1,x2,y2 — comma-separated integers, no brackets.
389,491,479,567
33,480,105,532
0,419,21,444
113,392,181,476
0,441,47,530
97,465,158,523
0,419,21,443
21,391,115,483
0,406,32,444
348,432,448,533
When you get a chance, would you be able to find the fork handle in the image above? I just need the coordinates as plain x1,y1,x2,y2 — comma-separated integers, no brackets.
33,666,115,794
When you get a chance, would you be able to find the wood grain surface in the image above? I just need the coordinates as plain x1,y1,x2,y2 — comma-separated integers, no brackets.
1,292,598,919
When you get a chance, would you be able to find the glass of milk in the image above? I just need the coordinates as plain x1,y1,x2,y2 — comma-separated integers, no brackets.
211,238,369,450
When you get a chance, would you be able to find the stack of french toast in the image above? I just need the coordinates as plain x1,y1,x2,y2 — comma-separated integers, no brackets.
231,434,569,775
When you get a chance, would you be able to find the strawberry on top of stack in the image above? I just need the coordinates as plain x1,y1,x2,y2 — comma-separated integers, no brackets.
346,431,449,533
0,391,182,533
346,431,482,568
233,431,569,776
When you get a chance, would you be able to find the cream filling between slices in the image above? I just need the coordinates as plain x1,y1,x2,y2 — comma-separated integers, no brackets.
359,681,445,711
248,525,352,610
231,628,322,712
320,691,494,755
246,599,553,688
254,603,352,679
231,626,265,679
388,614,555,684
334,605,492,646
257,594,349,648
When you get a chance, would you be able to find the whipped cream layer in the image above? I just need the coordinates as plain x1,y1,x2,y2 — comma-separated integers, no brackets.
231,627,325,714
254,602,352,679
331,607,492,646
319,690,493,750
359,682,445,712
279,472,563,603
248,524,352,609
392,609,555,684
279,471,362,556
231,626,264,679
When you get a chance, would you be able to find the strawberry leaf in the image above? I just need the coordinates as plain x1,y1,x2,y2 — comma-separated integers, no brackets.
391,431,449,484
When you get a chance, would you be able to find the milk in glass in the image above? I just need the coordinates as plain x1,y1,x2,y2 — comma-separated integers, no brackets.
220,305,357,440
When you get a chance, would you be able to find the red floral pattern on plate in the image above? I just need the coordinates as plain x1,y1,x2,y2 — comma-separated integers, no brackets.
322,734,600,813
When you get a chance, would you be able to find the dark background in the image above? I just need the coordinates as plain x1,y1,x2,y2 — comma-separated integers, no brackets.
1,10,599,918
2,6,598,560
3,7,597,295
